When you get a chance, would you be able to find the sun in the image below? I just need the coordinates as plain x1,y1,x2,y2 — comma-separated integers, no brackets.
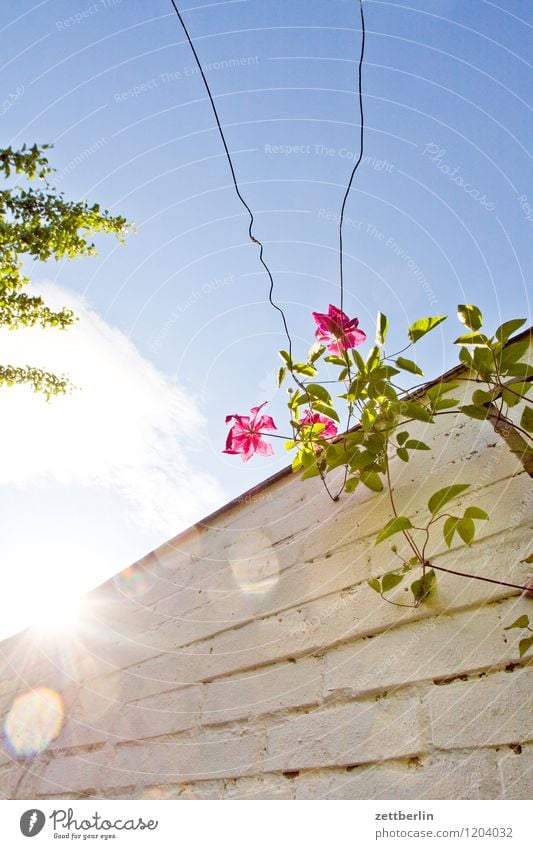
29,593,83,632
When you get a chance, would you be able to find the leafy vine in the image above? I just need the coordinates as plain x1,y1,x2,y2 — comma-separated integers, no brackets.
224,305,532,655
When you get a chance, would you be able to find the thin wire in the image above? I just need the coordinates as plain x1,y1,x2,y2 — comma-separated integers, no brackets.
168,0,294,358
339,0,366,314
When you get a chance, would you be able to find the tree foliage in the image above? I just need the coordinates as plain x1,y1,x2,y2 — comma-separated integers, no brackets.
0,143,130,396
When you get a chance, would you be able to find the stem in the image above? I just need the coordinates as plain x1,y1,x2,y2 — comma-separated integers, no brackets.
385,443,423,563
380,592,417,609
385,341,413,360
424,560,530,592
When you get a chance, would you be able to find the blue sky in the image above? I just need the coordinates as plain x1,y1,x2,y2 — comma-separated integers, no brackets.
0,0,531,637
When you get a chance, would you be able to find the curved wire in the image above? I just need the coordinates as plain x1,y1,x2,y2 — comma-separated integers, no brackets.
169,0,294,357
339,0,366,314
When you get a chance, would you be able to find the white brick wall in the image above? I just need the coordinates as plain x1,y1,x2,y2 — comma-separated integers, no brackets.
0,355,531,800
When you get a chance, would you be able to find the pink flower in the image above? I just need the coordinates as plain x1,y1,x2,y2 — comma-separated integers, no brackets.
298,410,338,440
223,402,277,462
312,304,366,355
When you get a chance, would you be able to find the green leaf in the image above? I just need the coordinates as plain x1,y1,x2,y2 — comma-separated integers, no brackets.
520,405,533,433
401,401,433,423
433,397,460,411
408,315,447,343
520,553,533,565
366,345,381,371
411,569,436,604
504,615,529,630
301,463,322,480
293,362,317,376
428,484,470,515
427,380,461,401
472,388,497,406
396,430,409,446
504,381,532,405
325,354,346,366
500,338,529,371
305,383,332,404
376,516,413,545
443,517,459,548
519,636,533,657
456,517,475,545
405,439,430,451
300,448,317,469
360,471,384,492
506,362,532,379
311,400,340,422
463,506,488,520
457,304,483,331
395,356,424,376
396,447,409,462
381,571,404,593
459,346,473,367
308,344,325,364
279,349,293,368
502,389,520,408
459,404,490,421
352,349,366,372
454,332,488,346
495,319,526,345
345,477,359,493
345,430,365,444
472,347,494,378
291,453,302,472
376,312,389,346
277,366,286,387
372,365,400,379
367,577,381,594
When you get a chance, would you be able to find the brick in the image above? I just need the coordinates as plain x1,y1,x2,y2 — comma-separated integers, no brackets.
84,660,192,705
142,781,224,800
112,686,202,740
426,667,533,750
203,657,322,725
0,757,48,800
324,597,525,697
497,743,533,799
36,728,265,794
223,773,294,799
293,748,501,799
87,780,225,800
265,695,426,771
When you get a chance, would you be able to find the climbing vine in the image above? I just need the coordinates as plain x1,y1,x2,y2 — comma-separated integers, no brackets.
167,0,532,659
224,305,533,655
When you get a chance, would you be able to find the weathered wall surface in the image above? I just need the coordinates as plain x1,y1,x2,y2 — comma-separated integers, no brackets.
0,365,531,800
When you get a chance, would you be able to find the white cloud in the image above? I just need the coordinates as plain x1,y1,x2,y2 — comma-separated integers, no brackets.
0,281,225,534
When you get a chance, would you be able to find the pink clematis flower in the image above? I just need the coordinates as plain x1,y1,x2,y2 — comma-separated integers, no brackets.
312,304,366,355
298,410,338,440
223,402,277,462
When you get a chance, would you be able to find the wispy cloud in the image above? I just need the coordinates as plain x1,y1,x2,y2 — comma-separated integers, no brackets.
0,281,225,534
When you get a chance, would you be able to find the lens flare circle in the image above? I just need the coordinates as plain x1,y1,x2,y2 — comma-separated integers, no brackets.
113,564,151,599
228,531,280,595
4,687,64,756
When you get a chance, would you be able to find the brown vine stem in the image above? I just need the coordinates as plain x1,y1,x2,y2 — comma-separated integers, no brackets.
379,593,417,609
424,560,530,592
385,443,424,563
